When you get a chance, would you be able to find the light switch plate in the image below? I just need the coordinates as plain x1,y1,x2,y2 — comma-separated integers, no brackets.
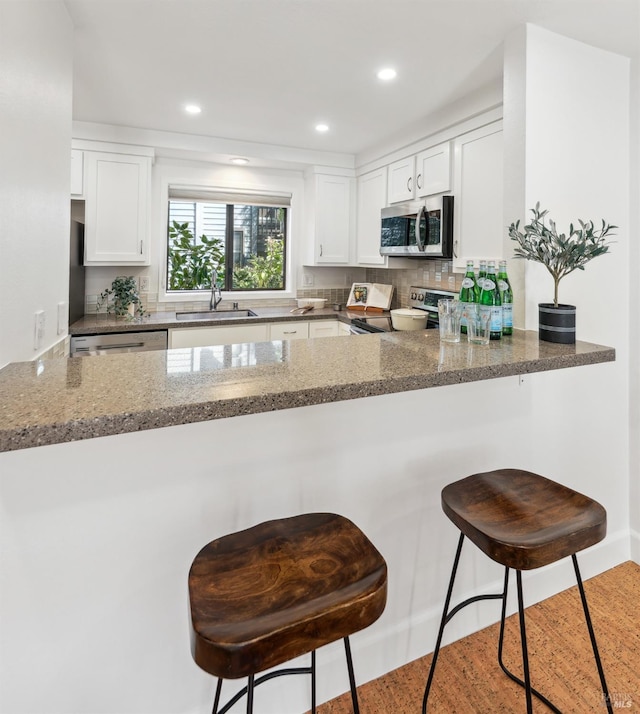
139,275,150,292
57,302,68,335
34,310,45,350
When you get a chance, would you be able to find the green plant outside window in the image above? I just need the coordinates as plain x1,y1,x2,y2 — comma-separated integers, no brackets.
167,201,287,292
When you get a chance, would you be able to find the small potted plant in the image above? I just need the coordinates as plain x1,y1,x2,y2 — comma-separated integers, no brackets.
508,203,615,343
97,276,146,320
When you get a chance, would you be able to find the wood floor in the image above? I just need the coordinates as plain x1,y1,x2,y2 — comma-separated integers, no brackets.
315,561,640,713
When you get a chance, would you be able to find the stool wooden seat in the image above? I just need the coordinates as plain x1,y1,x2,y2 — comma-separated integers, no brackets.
442,468,607,570
189,512,387,714
423,469,613,714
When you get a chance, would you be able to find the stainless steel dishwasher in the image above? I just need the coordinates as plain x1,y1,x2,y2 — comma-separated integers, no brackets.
70,330,168,356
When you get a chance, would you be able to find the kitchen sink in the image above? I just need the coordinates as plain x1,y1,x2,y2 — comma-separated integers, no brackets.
175,309,258,321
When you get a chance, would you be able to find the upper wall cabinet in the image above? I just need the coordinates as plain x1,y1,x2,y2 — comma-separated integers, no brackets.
387,156,416,203
83,149,153,266
452,122,503,270
356,167,387,267
387,141,452,204
305,171,355,265
416,142,451,197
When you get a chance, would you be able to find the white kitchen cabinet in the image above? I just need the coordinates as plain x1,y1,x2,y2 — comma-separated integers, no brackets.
308,320,339,338
83,151,152,266
452,122,503,270
168,323,269,348
337,321,351,337
305,171,355,265
269,321,310,341
415,141,451,197
387,156,416,204
70,149,84,197
387,141,451,204
356,168,388,267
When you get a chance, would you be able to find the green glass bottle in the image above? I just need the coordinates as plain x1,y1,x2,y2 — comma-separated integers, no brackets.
479,260,502,340
458,260,477,334
477,260,488,295
497,260,513,336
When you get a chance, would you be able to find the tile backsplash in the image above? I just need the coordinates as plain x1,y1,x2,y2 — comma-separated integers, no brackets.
85,261,462,315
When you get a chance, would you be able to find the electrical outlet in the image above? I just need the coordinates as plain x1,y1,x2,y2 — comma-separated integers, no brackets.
302,272,314,287
139,275,150,293
57,302,68,335
34,310,45,351
345,273,353,286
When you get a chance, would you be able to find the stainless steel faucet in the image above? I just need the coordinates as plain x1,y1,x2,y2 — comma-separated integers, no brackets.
210,269,222,310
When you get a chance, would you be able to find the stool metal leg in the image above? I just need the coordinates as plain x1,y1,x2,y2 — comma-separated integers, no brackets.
246,674,254,714
311,649,316,714
343,636,360,714
497,568,561,713
515,570,534,714
572,555,613,714
211,678,223,714
422,532,466,714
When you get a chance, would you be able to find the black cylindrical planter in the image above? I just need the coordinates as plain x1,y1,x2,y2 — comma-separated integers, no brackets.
538,303,576,344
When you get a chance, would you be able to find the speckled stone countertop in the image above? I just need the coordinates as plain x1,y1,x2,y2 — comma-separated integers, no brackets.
0,330,614,453
69,306,349,333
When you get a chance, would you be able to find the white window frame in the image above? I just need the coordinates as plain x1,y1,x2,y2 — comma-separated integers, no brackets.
156,171,298,303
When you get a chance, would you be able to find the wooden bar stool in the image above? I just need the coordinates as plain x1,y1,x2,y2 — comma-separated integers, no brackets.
422,468,613,714
188,512,387,714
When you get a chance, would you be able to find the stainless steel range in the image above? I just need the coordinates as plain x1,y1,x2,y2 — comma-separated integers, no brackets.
350,286,456,334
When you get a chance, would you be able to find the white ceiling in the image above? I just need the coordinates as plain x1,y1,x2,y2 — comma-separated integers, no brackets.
65,0,639,158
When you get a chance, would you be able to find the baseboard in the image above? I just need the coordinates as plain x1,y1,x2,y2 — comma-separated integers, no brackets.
630,528,640,564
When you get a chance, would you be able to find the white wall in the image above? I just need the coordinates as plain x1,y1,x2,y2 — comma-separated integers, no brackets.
0,1,73,367
504,24,634,553
0,365,629,714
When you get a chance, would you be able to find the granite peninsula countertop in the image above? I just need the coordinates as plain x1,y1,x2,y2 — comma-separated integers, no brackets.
0,330,614,453
69,306,350,333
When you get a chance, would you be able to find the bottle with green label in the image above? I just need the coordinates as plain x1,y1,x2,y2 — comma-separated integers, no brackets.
458,260,477,334
497,260,513,336
477,260,488,293
479,260,502,340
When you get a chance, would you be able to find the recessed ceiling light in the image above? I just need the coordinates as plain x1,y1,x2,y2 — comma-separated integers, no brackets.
377,68,397,81
231,157,249,165
184,104,202,114
315,123,329,133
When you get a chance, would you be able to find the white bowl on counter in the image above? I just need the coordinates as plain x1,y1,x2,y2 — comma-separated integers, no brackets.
390,308,428,331
296,298,327,310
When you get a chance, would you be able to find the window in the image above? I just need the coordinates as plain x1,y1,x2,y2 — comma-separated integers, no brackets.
167,188,289,293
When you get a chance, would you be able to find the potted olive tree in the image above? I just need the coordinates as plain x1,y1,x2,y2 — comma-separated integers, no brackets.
97,276,146,319
508,203,615,343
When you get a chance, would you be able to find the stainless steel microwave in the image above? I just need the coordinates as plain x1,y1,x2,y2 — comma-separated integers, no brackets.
381,195,454,258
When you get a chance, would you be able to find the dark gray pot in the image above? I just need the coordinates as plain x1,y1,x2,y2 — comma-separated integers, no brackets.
538,303,576,344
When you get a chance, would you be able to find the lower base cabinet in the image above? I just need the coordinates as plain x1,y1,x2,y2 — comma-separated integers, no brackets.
168,324,269,349
168,319,345,348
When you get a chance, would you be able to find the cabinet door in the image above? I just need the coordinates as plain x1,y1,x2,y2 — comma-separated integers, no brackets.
308,320,338,338
168,324,269,348
337,321,351,337
70,149,84,197
387,156,415,203
315,175,353,264
452,123,503,271
84,152,151,265
356,168,388,267
416,142,451,197
269,322,310,340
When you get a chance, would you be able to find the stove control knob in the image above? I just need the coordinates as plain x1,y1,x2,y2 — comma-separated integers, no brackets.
418,293,424,301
